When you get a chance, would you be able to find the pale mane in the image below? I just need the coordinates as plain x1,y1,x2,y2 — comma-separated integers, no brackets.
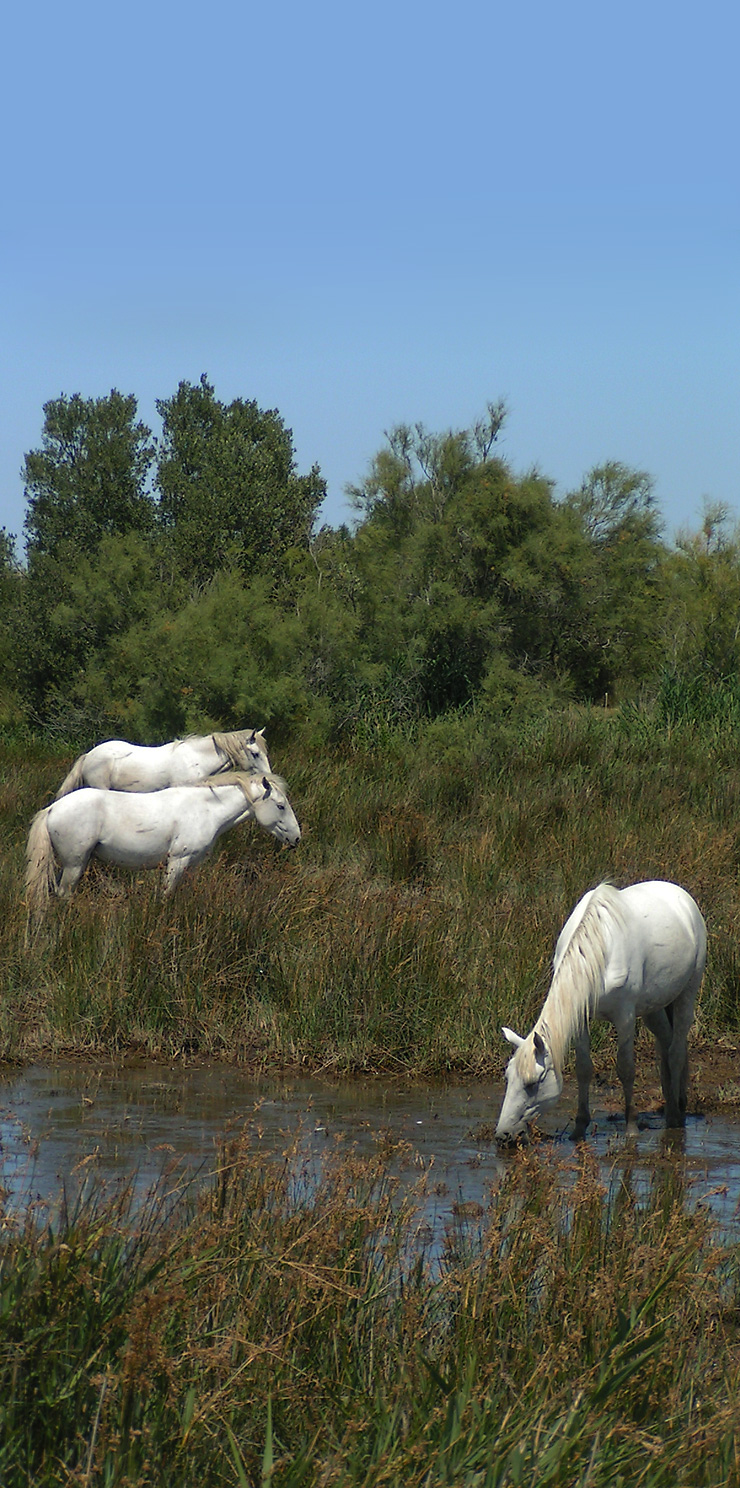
176,729,267,771
211,729,266,770
195,768,287,796
516,883,626,1082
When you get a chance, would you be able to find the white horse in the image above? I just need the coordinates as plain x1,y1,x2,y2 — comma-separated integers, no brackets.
54,729,271,797
26,771,300,918
495,881,707,1143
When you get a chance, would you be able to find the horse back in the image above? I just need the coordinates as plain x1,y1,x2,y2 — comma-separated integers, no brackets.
85,740,176,791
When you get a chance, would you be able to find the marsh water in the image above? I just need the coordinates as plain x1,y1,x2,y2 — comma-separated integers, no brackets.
2,1061,740,1238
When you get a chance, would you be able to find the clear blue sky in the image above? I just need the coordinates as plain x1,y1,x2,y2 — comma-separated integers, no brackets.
1,0,738,552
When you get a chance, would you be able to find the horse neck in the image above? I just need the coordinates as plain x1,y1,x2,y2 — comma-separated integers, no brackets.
205,781,254,825
534,904,611,1075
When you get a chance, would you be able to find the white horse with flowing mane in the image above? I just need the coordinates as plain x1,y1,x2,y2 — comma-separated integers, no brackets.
26,771,299,920
495,880,706,1143
54,729,271,798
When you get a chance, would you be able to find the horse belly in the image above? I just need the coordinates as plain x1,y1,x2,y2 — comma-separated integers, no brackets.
95,805,174,868
94,834,167,869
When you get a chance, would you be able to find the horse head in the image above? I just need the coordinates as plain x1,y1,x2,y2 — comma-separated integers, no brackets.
495,1026,562,1143
244,728,271,774
245,774,301,847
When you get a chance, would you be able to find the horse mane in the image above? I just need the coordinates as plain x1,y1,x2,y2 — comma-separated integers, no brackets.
211,729,268,770
197,768,287,796
518,882,626,1081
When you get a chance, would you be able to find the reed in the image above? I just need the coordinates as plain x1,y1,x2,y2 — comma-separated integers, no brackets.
0,1136,738,1485
2,703,740,1070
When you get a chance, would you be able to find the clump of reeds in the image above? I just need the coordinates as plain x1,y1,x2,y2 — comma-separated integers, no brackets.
0,1136,738,1486
3,702,740,1070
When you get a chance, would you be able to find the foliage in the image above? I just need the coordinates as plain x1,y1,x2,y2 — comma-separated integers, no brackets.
7,385,740,739
661,502,740,682
0,529,23,722
23,390,156,561
155,375,326,584
561,462,666,697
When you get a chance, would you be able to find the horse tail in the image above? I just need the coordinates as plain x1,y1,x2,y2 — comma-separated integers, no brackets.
25,807,58,923
54,752,88,798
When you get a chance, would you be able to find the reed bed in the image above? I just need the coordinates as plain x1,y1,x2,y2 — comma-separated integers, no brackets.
0,1135,738,1486
2,707,740,1069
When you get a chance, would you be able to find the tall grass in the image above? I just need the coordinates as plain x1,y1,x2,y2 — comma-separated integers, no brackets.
2,703,740,1069
0,1136,738,1486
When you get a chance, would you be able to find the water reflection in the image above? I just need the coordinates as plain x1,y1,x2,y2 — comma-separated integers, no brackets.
1,1061,740,1239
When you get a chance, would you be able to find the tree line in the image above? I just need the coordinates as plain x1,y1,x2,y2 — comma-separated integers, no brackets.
0,377,736,743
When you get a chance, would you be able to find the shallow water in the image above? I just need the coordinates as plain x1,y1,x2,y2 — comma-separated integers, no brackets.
1,1061,740,1237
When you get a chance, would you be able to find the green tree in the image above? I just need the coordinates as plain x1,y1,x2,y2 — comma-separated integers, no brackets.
23,391,156,561
660,503,740,688
561,462,666,697
156,376,326,584
0,528,23,722
346,410,589,715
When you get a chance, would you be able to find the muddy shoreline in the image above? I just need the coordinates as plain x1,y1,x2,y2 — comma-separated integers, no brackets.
1,1037,738,1112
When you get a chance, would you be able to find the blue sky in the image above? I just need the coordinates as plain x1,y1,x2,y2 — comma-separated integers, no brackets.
1,0,738,550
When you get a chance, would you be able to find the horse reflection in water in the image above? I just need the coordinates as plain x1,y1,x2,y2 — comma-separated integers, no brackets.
25,772,300,923
54,728,271,797
495,881,707,1143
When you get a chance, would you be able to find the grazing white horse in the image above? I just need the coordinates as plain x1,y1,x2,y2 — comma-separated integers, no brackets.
54,729,271,798
495,881,707,1143
25,771,300,918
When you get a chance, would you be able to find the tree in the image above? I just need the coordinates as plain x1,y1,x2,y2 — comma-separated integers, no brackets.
561,463,667,696
348,401,506,532
662,503,740,682
155,376,325,584
346,410,583,715
23,391,156,562
0,528,23,717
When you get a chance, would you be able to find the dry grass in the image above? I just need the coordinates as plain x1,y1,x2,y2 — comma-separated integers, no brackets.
2,706,740,1071
1,1135,739,1485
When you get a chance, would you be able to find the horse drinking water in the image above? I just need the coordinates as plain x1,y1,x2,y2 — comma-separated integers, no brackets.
54,729,271,797
495,880,706,1143
25,771,300,922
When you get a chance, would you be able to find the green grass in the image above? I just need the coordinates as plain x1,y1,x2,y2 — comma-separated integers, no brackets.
2,704,740,1070
1,1136,738,1486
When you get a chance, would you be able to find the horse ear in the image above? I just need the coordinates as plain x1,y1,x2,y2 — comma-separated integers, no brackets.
533,1031,548,1070
502,1026,525,1048
262,776,272,796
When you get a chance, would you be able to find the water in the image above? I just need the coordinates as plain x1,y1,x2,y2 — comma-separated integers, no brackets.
2,1061,740,1236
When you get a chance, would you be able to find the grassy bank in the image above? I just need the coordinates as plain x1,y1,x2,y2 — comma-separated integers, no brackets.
2,706,740,1071
1,1135,738,1486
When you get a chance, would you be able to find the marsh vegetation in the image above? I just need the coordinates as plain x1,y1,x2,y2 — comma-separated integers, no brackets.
3,703,740,1072
1,1132,739,1486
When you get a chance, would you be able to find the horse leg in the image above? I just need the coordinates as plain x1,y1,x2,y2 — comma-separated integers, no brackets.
162,852,202,895
57,860,90,897
664,982,697,1127
643,1007,673,1118
614,1011,638,1134
572,1026,594,1141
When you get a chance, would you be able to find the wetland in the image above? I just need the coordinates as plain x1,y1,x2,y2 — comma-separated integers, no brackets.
3,714,740,1484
